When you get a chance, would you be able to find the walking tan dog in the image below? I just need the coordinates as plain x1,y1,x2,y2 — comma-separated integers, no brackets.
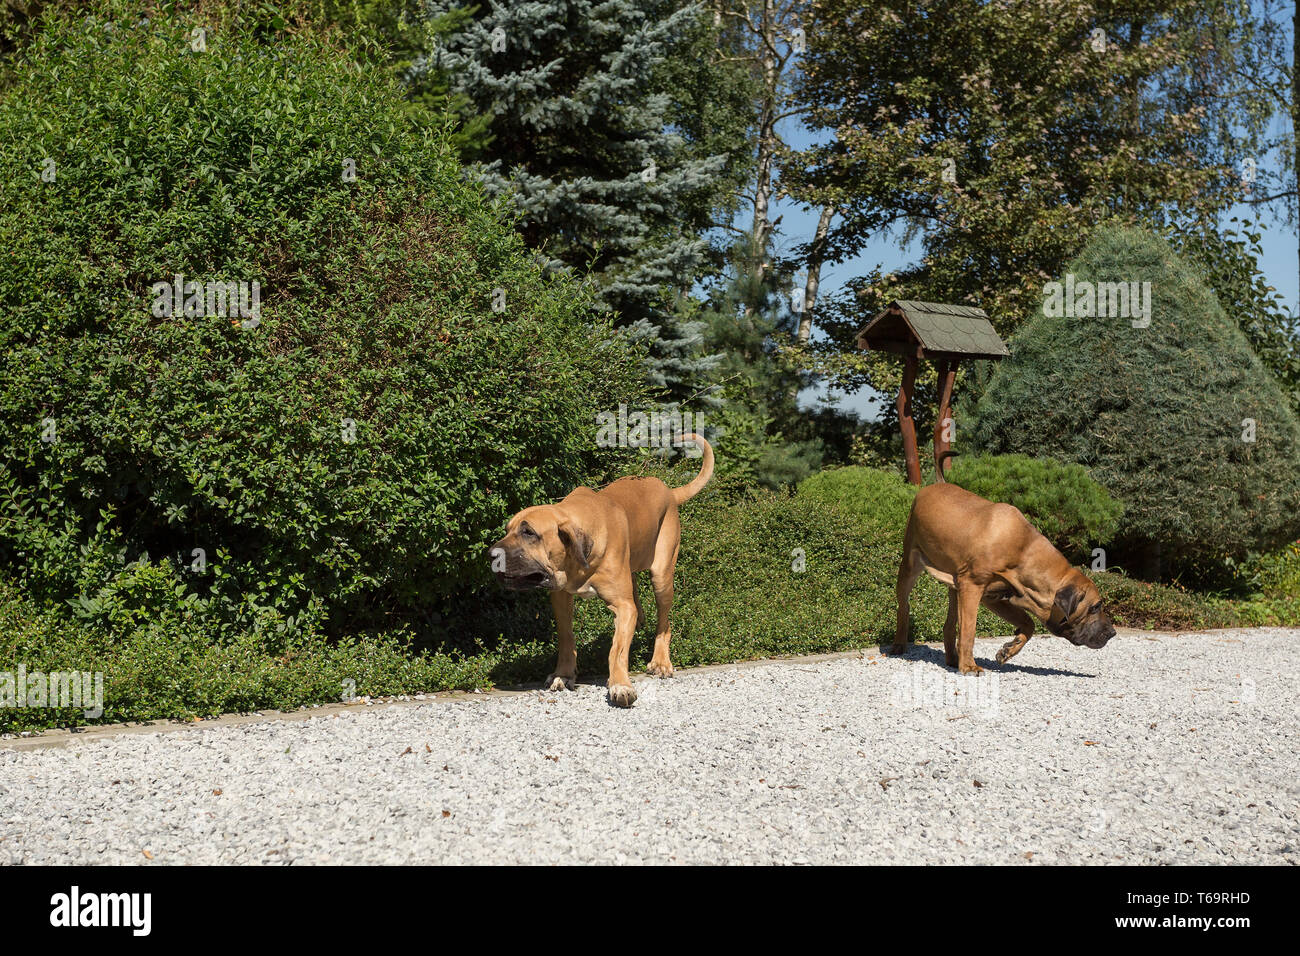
490,435,714,707
892,483,1115,673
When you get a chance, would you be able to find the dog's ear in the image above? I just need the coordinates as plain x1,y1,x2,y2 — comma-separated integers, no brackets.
556,520,591,570
1053,583,1083,621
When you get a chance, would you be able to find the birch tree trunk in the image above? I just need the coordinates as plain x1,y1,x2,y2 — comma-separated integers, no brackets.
744,0,779,320
796,204,834,344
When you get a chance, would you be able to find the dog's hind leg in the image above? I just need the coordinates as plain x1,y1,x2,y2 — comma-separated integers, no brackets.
890,547,923,655
647,533,680,679
942,587,959,667
546,590,578,691
955,581,984,675
633,577,646,632
982,595,1035,664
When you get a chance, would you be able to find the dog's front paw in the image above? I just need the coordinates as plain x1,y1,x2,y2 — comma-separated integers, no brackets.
995,644,1015,664
646,660,674,679
958,662,985,676
606,682,638,708
546,674,575,692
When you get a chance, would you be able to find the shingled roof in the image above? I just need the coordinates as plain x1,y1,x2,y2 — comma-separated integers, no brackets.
856,300,1009,360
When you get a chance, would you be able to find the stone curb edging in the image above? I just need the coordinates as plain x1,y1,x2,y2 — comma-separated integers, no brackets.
1,645,888,752
0,627,1225,753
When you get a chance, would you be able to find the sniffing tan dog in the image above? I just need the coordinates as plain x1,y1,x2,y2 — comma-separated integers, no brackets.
490,435,714,707
892,483,1116,673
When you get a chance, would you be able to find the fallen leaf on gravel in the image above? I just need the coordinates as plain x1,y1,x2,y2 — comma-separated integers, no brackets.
973,780,984,787
142,849,153,860
1084,740,1099,746
441,810,451,818
212,789,222,796
400,747,412,756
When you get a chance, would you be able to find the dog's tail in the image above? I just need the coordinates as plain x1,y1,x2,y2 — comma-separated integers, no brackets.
933,450,958,483
671,433,715,505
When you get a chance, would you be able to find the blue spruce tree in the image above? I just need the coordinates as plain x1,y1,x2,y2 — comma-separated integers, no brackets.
417,0,729,402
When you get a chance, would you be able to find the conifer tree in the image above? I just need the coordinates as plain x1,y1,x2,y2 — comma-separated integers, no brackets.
421,0,734,401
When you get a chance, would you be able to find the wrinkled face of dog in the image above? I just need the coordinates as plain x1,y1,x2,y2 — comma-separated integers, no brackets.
1046,576,1116,649
489,506,590,592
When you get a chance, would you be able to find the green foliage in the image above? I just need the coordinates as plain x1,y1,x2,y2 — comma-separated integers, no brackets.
694,245,830,489
651,2,758,265
947,454,1123,560
1090,571,1237,630
304,0,493,154
1170,217,1300,412
0,573,493,734
781,0,1279,435
0,10,644,637
972,225,1300,579
795,465,918,532
1253,540,1300,598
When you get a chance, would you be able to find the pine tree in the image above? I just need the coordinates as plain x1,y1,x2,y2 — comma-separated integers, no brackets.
418,0,733,402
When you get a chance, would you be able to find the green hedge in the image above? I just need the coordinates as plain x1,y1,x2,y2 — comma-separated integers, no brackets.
795,465,918,531
4,466,1294,733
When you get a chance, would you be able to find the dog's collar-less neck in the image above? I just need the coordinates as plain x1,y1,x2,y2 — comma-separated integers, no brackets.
1045,604,1068,637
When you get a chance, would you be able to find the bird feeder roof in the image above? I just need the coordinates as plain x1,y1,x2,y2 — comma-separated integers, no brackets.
856,300,1009,360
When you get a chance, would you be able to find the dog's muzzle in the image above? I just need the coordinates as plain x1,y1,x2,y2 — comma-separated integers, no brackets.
1045,613,1118,650
1049,610,1116,649
490,545,553,590
1078,622,1116,649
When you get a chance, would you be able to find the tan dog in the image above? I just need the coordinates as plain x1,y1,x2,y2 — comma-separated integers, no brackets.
892,482,1115,673
490,435,714,707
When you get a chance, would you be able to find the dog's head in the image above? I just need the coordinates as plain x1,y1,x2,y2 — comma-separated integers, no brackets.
1045,572,1116,649
489,506,591,592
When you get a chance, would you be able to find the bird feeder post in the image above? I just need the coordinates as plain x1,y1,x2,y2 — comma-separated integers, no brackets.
932,358,957,479
856,301,1009,486
897,353,922,486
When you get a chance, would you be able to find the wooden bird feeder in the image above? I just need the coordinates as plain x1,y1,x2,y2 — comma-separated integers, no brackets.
856,300,1009,485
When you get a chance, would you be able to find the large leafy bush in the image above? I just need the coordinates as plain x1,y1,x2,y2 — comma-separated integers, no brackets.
972,225,1300,579
947,454,1122,560
0,9,644,635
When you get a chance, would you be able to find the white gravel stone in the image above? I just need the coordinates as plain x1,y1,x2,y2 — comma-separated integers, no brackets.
1,627,1296,864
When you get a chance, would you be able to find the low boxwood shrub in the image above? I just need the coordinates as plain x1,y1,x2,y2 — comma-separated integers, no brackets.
794,465,918,532
1091,571,1237,630
0,573,493,734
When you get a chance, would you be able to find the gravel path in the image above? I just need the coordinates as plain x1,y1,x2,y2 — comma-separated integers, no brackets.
3,627,1297,865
